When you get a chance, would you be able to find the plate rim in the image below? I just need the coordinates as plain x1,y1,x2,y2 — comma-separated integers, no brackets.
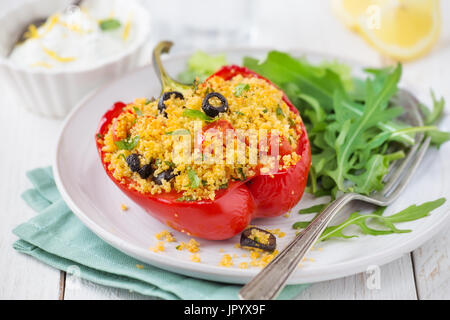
53,46,450,285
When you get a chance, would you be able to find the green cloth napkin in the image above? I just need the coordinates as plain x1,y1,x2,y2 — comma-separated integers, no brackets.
13,167,309,300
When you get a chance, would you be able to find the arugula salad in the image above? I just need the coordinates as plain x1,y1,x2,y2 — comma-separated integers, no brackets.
178,50,449,241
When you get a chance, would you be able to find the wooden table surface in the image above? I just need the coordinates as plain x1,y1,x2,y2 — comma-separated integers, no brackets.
0,0,448,300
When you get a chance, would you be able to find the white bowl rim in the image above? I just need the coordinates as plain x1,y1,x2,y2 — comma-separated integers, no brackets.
0,0,151,75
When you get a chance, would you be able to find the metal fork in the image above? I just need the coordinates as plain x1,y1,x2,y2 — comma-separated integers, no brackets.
239,90,431,300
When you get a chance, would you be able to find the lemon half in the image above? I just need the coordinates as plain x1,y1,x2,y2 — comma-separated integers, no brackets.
333,0,441,61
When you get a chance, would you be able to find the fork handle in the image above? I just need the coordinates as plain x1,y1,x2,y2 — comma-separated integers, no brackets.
239,192,360,300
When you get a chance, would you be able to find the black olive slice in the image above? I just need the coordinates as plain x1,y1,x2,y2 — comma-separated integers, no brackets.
240,227,276,252
153,169,177,186
158,91,184,117
126,154,141,173
138,163,154,179
202,92,229,118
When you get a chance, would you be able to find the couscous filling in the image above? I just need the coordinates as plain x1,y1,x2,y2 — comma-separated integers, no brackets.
98,74,303,201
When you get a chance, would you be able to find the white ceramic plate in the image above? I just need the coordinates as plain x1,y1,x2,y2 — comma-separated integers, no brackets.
54,48,450,285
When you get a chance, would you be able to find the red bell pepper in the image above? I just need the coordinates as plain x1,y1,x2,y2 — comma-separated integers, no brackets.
96,63,311,240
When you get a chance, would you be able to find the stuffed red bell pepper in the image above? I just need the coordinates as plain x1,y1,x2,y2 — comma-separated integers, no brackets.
95,43,311,240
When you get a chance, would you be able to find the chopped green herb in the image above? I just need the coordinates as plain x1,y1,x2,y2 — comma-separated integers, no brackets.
234,83,250,97
177,195,195,202
193,79,200,92
133,107,143,117
99,18,121,31
276,106,285,118
188,169,201,189
117,154,127,161
165,161,176,168
114,136,140,151
96,134,104,139
182,109,214,122
219,183,229,190
235,111,246,116
288,117,296,127
165,129,190,136
237,168,246,181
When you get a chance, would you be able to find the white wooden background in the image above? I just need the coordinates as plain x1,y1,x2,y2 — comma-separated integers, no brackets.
0,0,449,300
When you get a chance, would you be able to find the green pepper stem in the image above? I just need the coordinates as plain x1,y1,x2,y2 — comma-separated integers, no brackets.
152,41,192,93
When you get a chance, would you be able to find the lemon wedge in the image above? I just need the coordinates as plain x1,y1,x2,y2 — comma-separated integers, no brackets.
332,0,383,30
333,0,441,61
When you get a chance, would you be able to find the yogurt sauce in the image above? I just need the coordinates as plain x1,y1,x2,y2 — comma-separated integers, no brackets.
10,0,139,70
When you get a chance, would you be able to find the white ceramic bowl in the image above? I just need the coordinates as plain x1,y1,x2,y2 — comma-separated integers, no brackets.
0,0,151,118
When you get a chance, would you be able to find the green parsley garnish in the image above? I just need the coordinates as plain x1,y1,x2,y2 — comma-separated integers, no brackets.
237,168,246,181
99,18,122,31
117,154,127,161
114,136,139,151
219,183,229,190
182,109,214,123
288,117,296,127
234,83,250,97
165,161,176,168
133,107,143,117
276,106,285,118
235,111,246,116
177,196,195,202
188,169,201,189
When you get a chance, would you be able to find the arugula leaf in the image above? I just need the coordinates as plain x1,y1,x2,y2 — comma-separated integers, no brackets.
319,60,354,92
114,136,139,150
187,169,201,189
293,198,446,241
182,109,214,122
298,204,327,214
234,83,250,97
244,52,415,146
419,91,450,147
244,52,450,196
99,19,121,31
